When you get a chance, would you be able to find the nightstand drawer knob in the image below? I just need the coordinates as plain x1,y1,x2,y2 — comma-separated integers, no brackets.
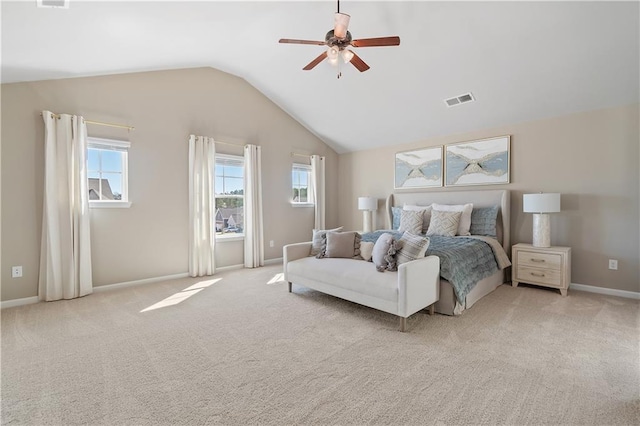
531,272,545,277
530,258,546,263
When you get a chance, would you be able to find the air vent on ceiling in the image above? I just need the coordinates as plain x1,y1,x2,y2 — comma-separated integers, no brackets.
37,0,69,9
445,92,475,108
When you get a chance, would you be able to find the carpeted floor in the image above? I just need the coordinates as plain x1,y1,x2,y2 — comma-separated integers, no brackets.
2,264,639,425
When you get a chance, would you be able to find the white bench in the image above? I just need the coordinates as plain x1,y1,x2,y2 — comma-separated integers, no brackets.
283,242,440,331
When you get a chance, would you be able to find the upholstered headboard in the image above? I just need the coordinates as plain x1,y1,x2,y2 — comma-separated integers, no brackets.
385,190,511,252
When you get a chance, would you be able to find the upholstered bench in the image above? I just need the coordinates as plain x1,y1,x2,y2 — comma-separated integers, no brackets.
283,241,440,331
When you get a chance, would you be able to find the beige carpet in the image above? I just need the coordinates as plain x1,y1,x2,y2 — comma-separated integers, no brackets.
2,264,639,425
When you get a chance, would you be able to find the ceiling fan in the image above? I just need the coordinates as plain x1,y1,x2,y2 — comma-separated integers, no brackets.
278,0,400,75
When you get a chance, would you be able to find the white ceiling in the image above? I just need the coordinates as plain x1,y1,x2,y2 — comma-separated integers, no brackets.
2,1,639,153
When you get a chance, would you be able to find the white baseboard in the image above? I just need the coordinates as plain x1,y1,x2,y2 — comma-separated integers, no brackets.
93,273,189,293
570,283,640,300
264,257,283,266
1,296,39,309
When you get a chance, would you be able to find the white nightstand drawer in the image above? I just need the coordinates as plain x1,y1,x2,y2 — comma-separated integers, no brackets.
516,266,562,287
518,250,562,270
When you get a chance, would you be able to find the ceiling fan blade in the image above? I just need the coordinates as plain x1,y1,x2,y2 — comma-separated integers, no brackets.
349,52,370,72
351,36,401,48
334,12,351,39
279,38,326,46
303,51,328,70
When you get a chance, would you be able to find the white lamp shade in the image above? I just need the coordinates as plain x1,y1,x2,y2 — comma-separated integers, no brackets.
523,193,561,213
358,197,377,211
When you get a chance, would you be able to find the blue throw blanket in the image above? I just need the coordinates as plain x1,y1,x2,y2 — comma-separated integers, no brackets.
361,231,499,304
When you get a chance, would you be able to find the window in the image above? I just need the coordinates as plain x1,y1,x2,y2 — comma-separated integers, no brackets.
215,154,244,236
292,163,312,206
87,137,131,208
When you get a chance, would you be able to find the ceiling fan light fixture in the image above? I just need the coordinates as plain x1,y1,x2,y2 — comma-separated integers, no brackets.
334,12,350,39
342,49,354,63
327,46,340,60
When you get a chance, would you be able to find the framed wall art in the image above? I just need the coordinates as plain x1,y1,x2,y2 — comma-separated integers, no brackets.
444,135,510,187
394,146,443,189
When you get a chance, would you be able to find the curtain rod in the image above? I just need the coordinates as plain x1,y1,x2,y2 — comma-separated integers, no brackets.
190,135,252,147
41,112,135,131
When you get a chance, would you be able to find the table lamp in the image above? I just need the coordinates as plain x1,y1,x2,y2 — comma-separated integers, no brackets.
358,197,377,233
523,193,561,248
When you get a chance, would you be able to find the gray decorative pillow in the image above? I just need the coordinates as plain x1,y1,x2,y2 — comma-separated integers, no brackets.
371,233,398,272
403,204,432,234
317,231,361,259
310,226,343,256
427,210,462,237
396,232,430,265
470,206,499,238
391,206,402,230
398,210,423,235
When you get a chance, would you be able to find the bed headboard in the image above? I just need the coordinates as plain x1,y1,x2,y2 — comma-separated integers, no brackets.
385,190,511,251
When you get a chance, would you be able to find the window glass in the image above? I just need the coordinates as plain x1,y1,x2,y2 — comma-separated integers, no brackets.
215,155,244,236
292,164,312,204
87,138,129,203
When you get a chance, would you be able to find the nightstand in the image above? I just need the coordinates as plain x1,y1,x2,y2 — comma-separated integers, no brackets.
512,243,571,296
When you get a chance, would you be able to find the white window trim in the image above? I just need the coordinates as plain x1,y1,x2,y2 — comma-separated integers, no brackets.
89,201,132,209
88,137,131,208
292,163,313,206
216,234,244,242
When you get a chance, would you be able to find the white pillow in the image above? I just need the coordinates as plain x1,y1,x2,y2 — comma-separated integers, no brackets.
359,241,375,261
431,203,473,236
403,204,432,234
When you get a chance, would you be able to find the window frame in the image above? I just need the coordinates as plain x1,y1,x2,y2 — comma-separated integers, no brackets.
215,153,245,240
291,163,313,207
87,137,131,209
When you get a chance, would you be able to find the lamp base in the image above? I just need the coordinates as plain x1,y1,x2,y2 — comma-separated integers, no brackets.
532,213,551,247
362,211,373,233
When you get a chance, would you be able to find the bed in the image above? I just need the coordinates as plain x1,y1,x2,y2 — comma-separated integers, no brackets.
369,189,511,316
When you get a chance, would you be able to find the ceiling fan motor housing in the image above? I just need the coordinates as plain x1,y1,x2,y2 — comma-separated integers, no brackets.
325,30,352,49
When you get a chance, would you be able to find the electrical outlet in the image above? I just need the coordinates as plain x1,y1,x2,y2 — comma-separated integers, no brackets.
608,259,618,270
11,266,23,278
269,240,275,248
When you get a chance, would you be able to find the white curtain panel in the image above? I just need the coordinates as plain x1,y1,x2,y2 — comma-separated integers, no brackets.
188,134,216,277
310,155,326,229
244,144,264,268
39,111,93,301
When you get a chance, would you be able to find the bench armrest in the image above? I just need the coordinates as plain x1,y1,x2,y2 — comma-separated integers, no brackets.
283,242,312,281
398,255,440,317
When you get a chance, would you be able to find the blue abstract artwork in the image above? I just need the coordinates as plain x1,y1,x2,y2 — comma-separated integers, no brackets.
395,147,443,189
445,136,510,186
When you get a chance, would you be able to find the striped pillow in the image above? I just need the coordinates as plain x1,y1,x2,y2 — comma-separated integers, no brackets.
396,232,430,265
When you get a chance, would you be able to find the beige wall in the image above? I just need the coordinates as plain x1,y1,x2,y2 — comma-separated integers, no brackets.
1,67,338,301
338,104,640,293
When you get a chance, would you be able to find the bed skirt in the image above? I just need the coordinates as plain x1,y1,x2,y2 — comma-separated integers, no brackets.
435,269,505,315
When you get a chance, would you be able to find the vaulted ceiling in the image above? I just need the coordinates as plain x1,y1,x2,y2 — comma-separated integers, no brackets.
2,1,638,153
